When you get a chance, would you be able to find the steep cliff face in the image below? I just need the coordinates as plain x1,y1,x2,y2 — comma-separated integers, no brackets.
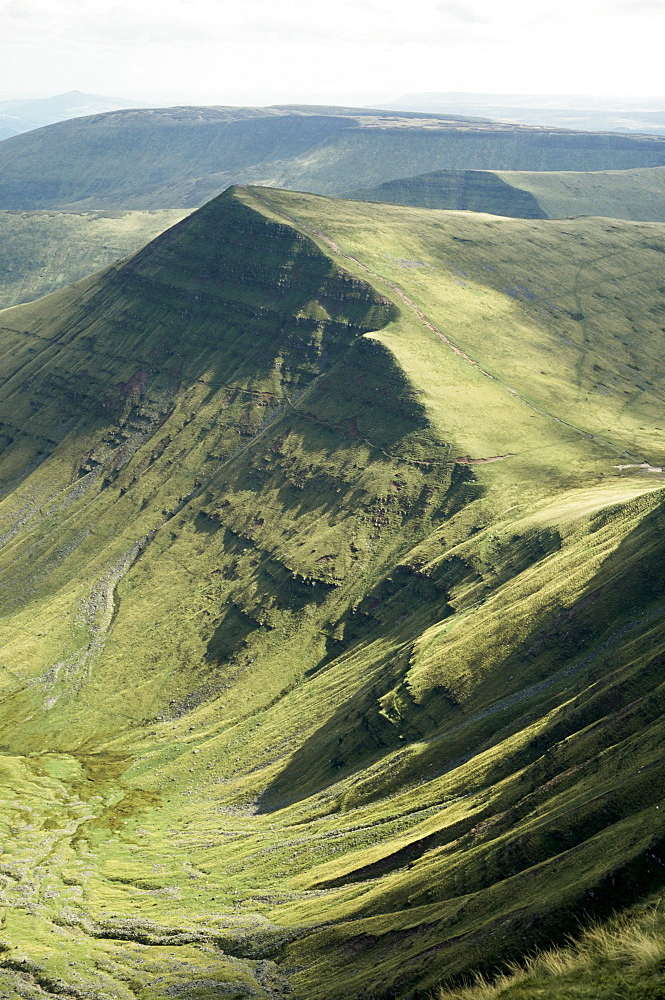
0,188,432,746
0,187,663,1000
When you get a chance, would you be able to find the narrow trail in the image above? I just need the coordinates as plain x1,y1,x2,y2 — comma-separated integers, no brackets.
248,190,644,463
39,532,155,711
567,245,660,391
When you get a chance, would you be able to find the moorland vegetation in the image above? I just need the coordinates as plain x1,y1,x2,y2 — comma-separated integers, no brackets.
346,165,665,221
0,183,662,998
2,105,665,210
4,105,665,311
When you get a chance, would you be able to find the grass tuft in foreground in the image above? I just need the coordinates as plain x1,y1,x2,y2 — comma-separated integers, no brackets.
437,896,665,1000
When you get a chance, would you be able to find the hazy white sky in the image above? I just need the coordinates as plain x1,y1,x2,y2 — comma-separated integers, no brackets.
1,0,664,105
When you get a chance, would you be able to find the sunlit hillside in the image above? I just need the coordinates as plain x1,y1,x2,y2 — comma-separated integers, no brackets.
0,188,662,999
347,165,665,221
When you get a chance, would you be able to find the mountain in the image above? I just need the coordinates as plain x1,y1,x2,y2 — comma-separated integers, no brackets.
0,207,189,308
5,110,665,314
2,105,665,211
384,92,665,135
346,165,665,221
0,186,663,999
0,89,146,139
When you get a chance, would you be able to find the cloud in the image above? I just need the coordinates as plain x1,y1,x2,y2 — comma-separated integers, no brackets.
601,0,665,12
0,0,663,105
46,0,489,52
433,1,488,23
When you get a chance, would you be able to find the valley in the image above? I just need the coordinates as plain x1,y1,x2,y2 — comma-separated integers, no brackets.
0,186,662,998
0,209,189,308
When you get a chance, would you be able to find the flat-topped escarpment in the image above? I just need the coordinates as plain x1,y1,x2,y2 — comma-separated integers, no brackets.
347,164,665,221
347,169,548,217
2,104,665,209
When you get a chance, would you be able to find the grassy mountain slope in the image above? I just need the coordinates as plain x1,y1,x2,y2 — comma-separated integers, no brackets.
500,165,665,220
0,188,663,999
2,106,665,210
347,165,665,221
0,208,188,307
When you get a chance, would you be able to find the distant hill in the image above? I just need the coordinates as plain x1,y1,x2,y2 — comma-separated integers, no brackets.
0,90,145,139
2,105,665,210
347,169,548,217
0,207,188,307
347,165,665,221
384,92,665,135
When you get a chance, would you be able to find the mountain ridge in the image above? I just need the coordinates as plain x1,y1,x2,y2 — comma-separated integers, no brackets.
0,187,663,998
3,106,665,211
0,89,147,140
346,165,665,221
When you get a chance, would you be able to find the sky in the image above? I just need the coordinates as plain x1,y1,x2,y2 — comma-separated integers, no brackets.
1,0,664,106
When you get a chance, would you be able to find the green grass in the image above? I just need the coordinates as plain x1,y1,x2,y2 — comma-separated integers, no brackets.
0,187,662,998
501,165,665,222
0,207,189,308
436,895,665,1000
346,170,548,217
3,107,665,210
346,166,665,222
